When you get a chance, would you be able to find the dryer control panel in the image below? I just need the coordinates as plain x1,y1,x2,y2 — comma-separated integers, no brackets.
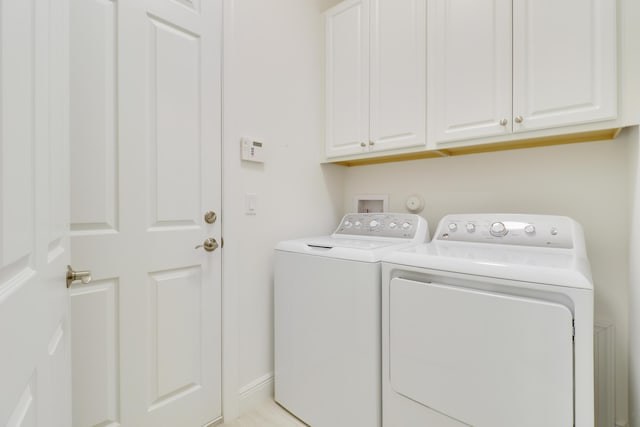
333,213,428,241
436,214,579,249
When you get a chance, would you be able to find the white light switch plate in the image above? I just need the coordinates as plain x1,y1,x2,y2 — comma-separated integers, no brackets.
245,193,257,215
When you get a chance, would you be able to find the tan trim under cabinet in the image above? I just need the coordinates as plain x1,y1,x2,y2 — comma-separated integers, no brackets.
331,128,622,167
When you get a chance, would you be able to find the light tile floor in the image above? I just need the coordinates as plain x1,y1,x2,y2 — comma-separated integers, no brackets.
218,401,308,427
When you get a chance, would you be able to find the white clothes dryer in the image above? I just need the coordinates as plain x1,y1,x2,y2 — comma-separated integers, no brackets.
274,213,429,427
382,214,594,427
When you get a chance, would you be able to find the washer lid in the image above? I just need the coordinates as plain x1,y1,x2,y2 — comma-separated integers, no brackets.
275,236,422,262
275,213,430,262
306,236,399,250
383,242,593,289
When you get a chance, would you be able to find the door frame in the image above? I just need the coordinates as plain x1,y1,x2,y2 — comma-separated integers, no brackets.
221,0,239,422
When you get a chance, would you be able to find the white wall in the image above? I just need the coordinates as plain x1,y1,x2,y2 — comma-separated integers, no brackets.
222,0,345,418
629,126,640,427
221,1,639,423
343,134,632,424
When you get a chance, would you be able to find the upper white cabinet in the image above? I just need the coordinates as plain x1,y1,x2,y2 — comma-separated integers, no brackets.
428,0,617,144
325,0,426,158
513,0,617,132
325,0,369,158
427,0,512,143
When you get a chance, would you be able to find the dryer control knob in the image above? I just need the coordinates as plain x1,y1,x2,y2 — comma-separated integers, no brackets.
389,222,397,229
354,221,361,228
401,222,411,230
343,221,352,228
524,224,536,234
466,223,476,233
369,220,379,228
490,221,508,237
448,223,458,232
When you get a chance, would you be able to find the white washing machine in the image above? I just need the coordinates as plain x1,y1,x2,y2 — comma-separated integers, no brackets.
382,214,594,427
274,213,429,427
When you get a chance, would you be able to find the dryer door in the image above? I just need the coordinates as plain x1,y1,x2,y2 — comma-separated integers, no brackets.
389,278,574,427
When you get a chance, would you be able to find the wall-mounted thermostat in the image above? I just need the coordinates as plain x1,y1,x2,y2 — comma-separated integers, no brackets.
241,138,265,163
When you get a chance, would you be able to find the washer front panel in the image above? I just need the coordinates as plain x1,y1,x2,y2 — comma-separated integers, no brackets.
389,277,574,427
274,251,382,426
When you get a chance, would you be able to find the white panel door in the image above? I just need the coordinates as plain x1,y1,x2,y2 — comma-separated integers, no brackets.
0,0,72,426
325,0,370,158
512,0,617,132
69,0,223,426
370,0,426,152
389,278,574,427
428,0,512,144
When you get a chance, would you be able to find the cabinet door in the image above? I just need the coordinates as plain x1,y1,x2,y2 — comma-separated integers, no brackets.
513,0,617,132
428,0,512,144
325,0,370,158
370,0,426,152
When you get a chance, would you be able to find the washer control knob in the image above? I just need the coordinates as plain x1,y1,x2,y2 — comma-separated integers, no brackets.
448,223,458,232
466,223,476,233
524,224,536,234
490,221,508,237
343,220,352,228
401,222,411,230
354,221,361,228
389,222,397,229
550,227,559,236
369,220,379,228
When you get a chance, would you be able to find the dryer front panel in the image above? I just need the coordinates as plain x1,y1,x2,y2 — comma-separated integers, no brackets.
389,278,574,427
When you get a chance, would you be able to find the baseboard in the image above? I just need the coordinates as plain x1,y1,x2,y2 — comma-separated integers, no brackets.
204,415,224,426
238,372,274,416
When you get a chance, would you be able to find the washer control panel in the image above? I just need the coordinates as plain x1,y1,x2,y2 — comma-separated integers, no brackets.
333,213,427,240
436,214,575,248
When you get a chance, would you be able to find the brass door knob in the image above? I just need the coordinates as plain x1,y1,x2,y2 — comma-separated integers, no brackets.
195,238,219,252
204,211,217,224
